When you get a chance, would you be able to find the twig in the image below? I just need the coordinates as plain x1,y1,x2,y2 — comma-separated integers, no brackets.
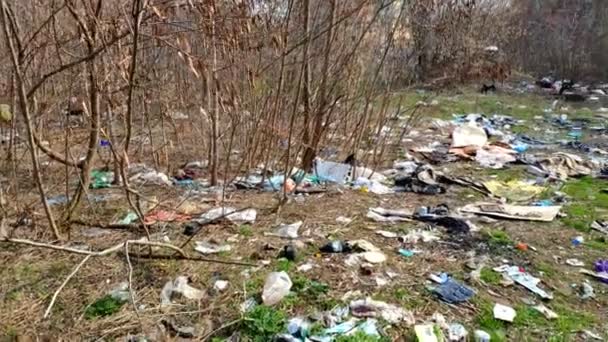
201,318,242,341
3,237,186,257
43,254,92,318
125,241,142,324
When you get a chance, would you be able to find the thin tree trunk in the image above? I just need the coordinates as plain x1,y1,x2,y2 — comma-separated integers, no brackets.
1,1,60,239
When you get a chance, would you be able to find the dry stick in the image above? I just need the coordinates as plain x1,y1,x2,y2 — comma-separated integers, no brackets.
201,318,242,341
124,241,142,324
43,254,92,318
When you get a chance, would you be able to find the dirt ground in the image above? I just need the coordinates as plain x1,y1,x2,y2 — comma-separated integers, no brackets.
1,88,608,341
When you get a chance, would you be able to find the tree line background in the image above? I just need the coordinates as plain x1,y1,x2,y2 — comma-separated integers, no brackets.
0,0,607,237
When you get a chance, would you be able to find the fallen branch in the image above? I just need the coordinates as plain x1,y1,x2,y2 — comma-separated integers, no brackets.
43,254,92,318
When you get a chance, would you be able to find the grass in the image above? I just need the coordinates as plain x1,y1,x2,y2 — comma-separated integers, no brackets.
239,224,253,237
483,229,513,247
535,261,557,278
240,305,286,342
585,236,608,251
562,177,608,232
276,258,295,272
480,267,502,285
84,295,125,319
475,299,507,342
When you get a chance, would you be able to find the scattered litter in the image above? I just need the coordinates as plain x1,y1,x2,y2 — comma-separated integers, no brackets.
349,239,380,252
494,265,553,299
591,220,608,235
400,229,440,243
287,317,310,339
535,152,595,180
367,207,412,223
240,297,257,312
594,259,608,283
580,268,608,284
493,303,516,322
474,330,491,342
297,263,314,272
451,124,488,148
194,241,232,254
461,202,561,222
349,297,414,324
320,240,351,253
580,281,595,299
572,235,585,246
91,170,113,189
109,282,130,302
362,251,386,264
266,221,302,239
336,216,353,225
353,177,393,195
432,278,475,303
398,248,414,257
160,276,204,308
313,159,385,184
566,259,584,267
581,330,603,340
144,210,191,225
533,304,558,320
475,146,517,169
448,324,468,341
118,212,139,225
323,319,357,335
483,180,545,202
414,205,473,234
0,104,12,122
376,230,398,238
198,207,257,224
262,272,292,306
129,167,172,186
429,272,449,284
415,324,440,342
213,280,229,292
278,244,297,261
394,164,446,194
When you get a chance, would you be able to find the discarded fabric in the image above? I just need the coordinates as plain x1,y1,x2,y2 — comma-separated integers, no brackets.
432,278,475,303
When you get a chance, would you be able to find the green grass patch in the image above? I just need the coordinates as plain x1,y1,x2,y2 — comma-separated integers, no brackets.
239,224,253,237
535,261,557,278
585,237,608,251
483,229,513,247
480,267,502,285
514,306,549,328
562,177,608,232
84,295,125,319
276,258,295,272
240,305,286,342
